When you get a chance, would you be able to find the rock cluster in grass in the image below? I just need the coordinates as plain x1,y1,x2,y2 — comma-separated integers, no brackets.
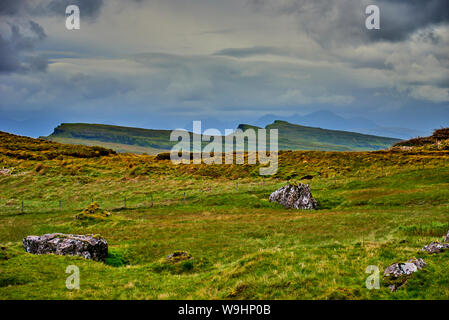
269,183,317,210
421,242,449,254
383,257,426,292
420,230,449,254
384,229,449,292
166,251,192,263
23,233,108,261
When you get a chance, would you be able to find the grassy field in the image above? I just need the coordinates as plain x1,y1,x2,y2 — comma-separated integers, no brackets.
44,136,169,155
0,131,448,299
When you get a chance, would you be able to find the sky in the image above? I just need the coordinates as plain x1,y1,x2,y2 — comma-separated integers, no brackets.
0,0,448,138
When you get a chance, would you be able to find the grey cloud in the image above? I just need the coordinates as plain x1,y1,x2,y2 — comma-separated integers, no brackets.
45,0,104,20
29,20,46,40
0,21,48,73
196,28,235,35
372,0,449,42
415,28,441,45
0,0,104,20
213,46,284,58
249,0,449,44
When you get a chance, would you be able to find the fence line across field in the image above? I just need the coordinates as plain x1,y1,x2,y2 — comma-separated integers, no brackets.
0,162,445,215
0,179,285,214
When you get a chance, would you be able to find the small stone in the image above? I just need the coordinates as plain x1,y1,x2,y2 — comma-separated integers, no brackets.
269,183,317,210
166,251,192,263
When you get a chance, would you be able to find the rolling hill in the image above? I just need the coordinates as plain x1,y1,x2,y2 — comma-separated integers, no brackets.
44,122,401,154
265,120,400,151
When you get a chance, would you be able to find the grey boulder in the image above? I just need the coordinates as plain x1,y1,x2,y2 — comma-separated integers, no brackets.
383,258,426,292
421,241,449,254
23,233,108,261
269,183,317,210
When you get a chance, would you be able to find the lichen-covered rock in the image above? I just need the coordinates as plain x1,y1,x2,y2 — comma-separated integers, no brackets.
383,258,426,292
23,233,108,261
269,183,317,210
166,251,192,263
421,242,449,254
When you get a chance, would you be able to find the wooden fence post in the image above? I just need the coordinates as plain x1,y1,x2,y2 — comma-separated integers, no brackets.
184,192,186,204
59,200,61,210
151,194,154,207
21,200,23,214
124,197,127,208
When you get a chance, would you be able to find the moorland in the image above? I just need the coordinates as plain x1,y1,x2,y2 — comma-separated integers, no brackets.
0,129,448,299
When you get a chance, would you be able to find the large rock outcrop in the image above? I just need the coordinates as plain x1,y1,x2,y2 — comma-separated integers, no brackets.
269,183,317,210
383,258,426,292
23,233,108,261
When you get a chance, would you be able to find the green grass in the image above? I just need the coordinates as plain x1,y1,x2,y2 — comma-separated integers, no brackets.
0,132,448,299
46,137,168,155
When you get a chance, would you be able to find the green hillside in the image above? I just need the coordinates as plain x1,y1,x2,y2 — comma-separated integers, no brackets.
266,120,400,151
45,123,175,154
44,122,400,154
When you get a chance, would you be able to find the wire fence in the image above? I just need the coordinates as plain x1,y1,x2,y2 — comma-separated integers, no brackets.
0,161,448,216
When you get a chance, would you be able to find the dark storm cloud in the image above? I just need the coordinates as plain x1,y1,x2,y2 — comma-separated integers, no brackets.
0,0,29,16
29,20,46,40
249,0,449,43
0,21,48,73
373,0,449,42
0,0,104,20
0,0,105,73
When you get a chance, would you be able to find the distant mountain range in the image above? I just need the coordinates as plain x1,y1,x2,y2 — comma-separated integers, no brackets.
0,110,427,140
44,121,401,154
254,110,424,140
